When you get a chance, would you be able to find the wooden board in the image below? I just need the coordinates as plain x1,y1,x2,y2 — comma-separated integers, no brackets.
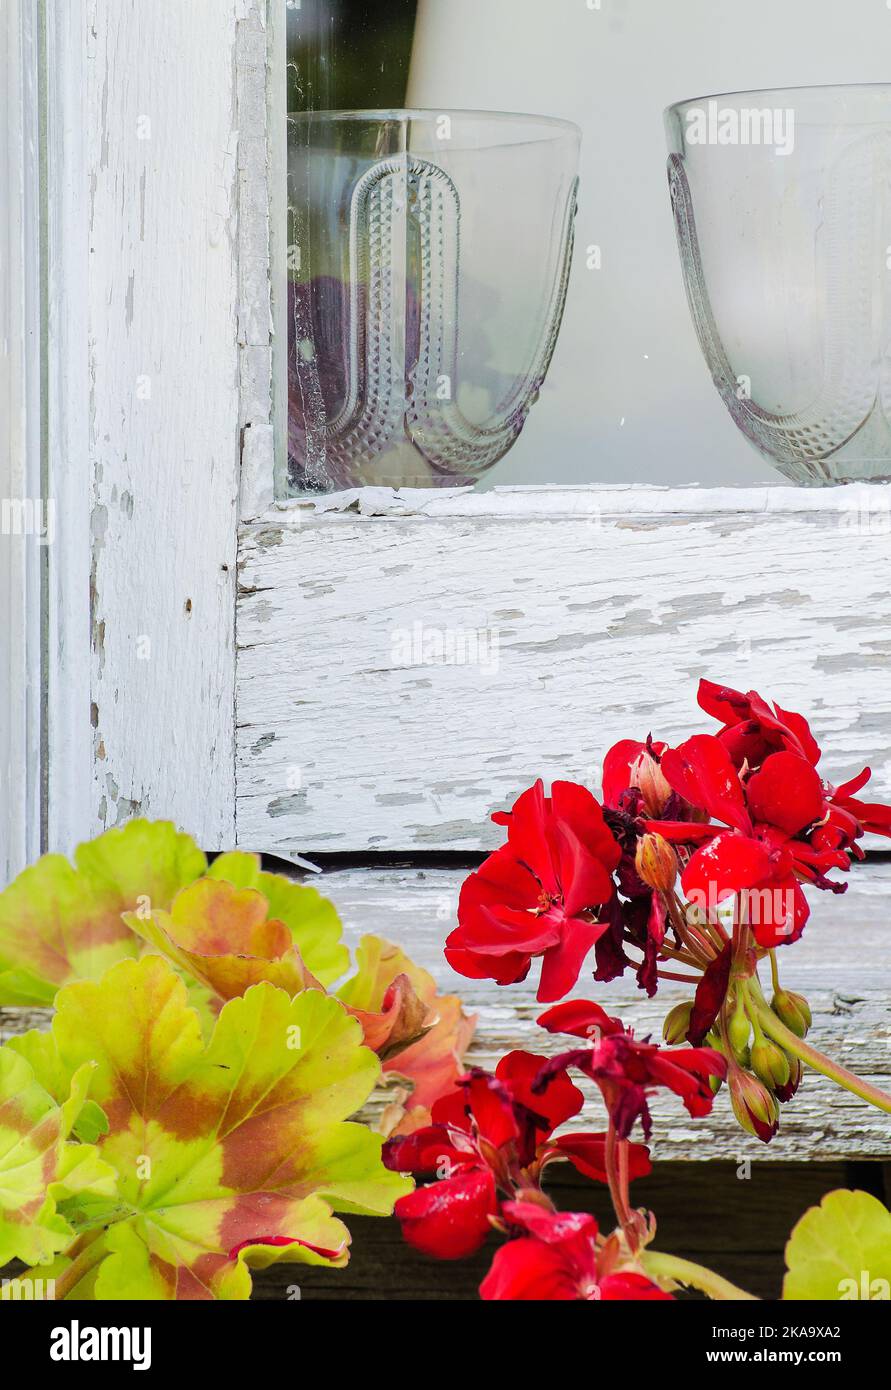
3,859,886,1163
236,484,891,855
72,0,281,853
249,1161,886,1301
0,0,43,879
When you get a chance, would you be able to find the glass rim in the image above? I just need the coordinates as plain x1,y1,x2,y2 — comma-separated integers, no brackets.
665,80,891,119
287,106,581,139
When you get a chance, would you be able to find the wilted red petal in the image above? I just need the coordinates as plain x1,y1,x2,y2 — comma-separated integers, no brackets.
687,942,732,1045
697,678,750,727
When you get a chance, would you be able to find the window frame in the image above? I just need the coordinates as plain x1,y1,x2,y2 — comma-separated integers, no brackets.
0,0,44,878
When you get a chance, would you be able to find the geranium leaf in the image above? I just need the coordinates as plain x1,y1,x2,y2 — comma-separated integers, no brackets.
7,1028,110,1143
783,1189,891,1300
44,955,410,1299
0,821,206,1006
339,935,476,1124
0,1047,117,1268
207,852,349,985
123,877,326,1006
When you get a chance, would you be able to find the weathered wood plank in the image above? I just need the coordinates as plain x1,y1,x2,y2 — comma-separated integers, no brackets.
250,1162,877,1301
236,486,891,853
319,862,891,1162
87,0,242,847
1,863,886,1163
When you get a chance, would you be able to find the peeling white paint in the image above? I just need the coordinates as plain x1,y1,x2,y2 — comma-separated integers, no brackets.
87,0,243,846
237,488,891,853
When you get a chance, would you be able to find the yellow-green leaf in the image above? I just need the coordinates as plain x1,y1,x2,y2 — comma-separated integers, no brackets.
0,821,206,1006
0,1047,117,1268
783,1189,891,1300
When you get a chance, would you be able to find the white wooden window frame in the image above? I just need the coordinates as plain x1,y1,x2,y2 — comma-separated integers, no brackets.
11,0,891,869
1,0,44,879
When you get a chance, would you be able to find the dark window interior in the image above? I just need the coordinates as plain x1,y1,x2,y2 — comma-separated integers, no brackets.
286,0,419,113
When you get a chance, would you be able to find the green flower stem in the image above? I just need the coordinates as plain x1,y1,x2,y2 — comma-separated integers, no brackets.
640,1250,758,1301
748,979,891,1115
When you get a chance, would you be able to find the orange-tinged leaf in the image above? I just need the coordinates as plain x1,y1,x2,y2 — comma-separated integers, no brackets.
41,955,410,1299
338,935,476,1118
124,878,325,1006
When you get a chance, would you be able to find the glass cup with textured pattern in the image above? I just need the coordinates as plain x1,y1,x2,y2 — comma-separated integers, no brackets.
666,85,891,484
286,109,580,492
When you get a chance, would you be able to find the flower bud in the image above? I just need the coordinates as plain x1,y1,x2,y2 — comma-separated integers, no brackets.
729,1070,779,1143
727,998,752,1065
771,989,811,1038
774,1055,803,1104
750,1036,791,1091
630,750,673,818
662,1000,693,1045
635,833,678,895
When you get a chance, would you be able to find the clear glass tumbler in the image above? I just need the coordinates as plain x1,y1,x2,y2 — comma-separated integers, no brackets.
286,109,580,492
666,84,891,484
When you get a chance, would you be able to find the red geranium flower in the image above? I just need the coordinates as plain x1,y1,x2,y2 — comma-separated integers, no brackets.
652,735,824,948
383,1051,599,1259
697,678,822,770
480,1202,672,1301
535,1001,726,1140
445,780,622,1002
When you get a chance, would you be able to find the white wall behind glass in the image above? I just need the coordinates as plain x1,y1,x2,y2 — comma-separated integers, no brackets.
408,0,891,486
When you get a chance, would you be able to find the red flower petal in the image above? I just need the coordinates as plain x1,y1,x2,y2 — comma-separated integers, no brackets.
599,1272,674,1301
546,1132,652,1184
681,830,774,904
480,1237,577,1300
536,998,625,1041
661,735,751,834
382,1124,467,1176
462,1071,521,1149
746,752,825,835
394,1169,497,1260
602,739,649,808
443,942,531,986
749,876,809,949
536,917,608,1004
495,1050,584,1134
